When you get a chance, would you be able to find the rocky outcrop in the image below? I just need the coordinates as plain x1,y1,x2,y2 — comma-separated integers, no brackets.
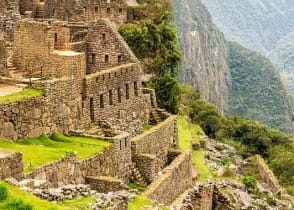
173,0,230,113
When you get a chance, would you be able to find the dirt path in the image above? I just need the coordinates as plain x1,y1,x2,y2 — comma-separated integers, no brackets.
0,83,23,97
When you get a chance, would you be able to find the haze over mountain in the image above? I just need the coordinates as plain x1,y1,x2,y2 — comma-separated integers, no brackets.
173,0,294,133
202,0,294,92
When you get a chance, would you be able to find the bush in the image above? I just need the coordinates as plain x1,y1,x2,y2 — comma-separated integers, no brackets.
242,175,258,194
266,195,277,206
5,199,33,210
0,184,8,201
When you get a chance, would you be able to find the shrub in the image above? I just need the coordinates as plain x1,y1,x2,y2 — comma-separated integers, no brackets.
242,175,258,194
266,195,277,206
0,184,8,201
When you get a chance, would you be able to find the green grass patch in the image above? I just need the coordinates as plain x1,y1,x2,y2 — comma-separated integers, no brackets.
57,196,95,210
192,150,210,183
0,182,60,210
0,133,111,172
128,182,146,193
177,115,191,151
142,123,153,132
128,195,168,210
0,88,44,104
190,123,203,145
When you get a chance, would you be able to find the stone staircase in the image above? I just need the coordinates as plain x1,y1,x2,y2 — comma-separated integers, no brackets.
130,163,148,187
35,3,45,19
150,108,171,124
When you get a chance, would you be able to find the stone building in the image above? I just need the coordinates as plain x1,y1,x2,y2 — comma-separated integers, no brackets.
0,18,144,139
0,37,7,76
19,0,128,25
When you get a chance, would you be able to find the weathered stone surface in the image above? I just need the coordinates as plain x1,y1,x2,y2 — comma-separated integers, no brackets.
0,151,23,180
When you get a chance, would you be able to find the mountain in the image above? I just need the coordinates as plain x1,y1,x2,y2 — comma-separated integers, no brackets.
172,0,294,133
202,0,294,93
172,0,230,113
228,42,294,132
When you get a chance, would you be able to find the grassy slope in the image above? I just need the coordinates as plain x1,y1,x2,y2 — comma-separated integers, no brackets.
177,115,210,183
57,196,95,210
0,88,44,104
128,195,168,210
0,134,111,172
0,182,60,210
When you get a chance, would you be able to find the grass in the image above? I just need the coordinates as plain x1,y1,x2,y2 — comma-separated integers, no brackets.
0,182,60,210
177,115,191,151
57,196,95,210
128,182,146,193
128,195,168,210
192,150,210,183
0,133,111,172
0,88,44,104
142,123,153,132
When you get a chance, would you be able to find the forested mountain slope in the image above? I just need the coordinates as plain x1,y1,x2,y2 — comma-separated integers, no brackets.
228,42,294,132
173,0,294,133
202,0,294,93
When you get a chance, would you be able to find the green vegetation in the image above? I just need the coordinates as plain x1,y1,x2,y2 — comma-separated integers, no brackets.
0,182,60,210
0,133,111,172
128,195,168,210
128,182,146,193
227,41,294,133
242,175,258,194
119,0,181,113
57,196,95,210
142,123,153,132
177,115,191,151
0,88,44,104
192,151,210,183
180,84,294,195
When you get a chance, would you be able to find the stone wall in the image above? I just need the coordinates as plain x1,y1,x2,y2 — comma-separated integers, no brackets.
86,19,136,74
24,134,132,187
0,39,7,76
23,154,78,187
131,115,178,173
0,96,52,140
255,155,282,193
85,176,127,193
84,63,144,135
133,153,156,183
42,0,127,25
13,20,86,80
142,151,193,205
0,151,23,180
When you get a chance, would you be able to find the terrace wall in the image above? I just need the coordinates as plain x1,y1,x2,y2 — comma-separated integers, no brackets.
131,115,178,174
142,151,193,205
23,135,132,187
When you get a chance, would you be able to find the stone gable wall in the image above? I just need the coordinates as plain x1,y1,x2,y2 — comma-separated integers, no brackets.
131,115,178,173
0,152,23,180
142,151,193,205
86,19,137,74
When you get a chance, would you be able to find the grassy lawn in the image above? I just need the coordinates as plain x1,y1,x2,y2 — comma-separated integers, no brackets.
192,150,210,183
0,133,111,172
128,195,168,210
128,182,146,193
57,196,95,210
0,182,60,210
0,88,44,104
